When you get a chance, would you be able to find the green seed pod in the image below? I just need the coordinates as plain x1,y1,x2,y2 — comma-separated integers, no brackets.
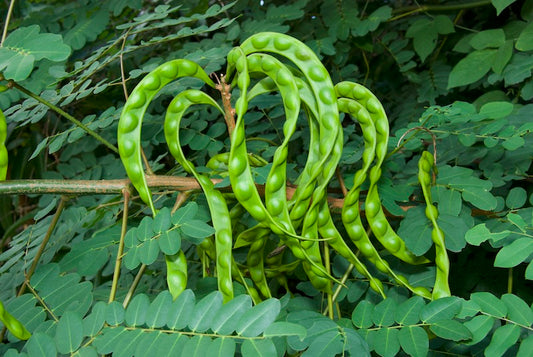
164,90,234,302
418,151,451,299
0,299,31,340
166,250,188,300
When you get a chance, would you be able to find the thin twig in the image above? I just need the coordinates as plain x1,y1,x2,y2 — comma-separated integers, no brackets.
0,0,16,46
17,197,68,296
109,188,130,303
122,264,146,308
171,191,192,214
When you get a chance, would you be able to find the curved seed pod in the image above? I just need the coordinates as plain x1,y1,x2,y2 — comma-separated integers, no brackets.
245,226,272,298
337,95,430,299
248,74,345,293
118,59,216,215
336,81,429,265
166,250,188,300
226,47,339,288
239,32,341,227
0,299,31,340
418,151,450,299
0,110,8,180
246,53,300,234
164,90,233,302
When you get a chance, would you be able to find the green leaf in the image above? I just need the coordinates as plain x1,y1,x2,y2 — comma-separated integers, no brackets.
0,25,71,81
237,298,281,337
492,0,518,14
438,214,469,252
432,186,462,216
352,6,392,37
374,328,400,357
470,292,507,318
463,315,494,345
494,238,533,268
211,294,252,335
437,166,497,210
372,298,397,327
406,19,437,62
105,301,124,326
501,293,533,326
517,335,533,357
502,136,525,150
171,202,198,225
264,322,306,339
485,324,521,356
26,332,57,357
343,328,370,356
63,10,109,50
492,40,513,74
182,335,212,357
395,296,425,325
304,330,343,357
465,224,510,245
429,320,472,341
208,338,236,357
153,207,172,233
516,21,533,51
503,53,533,85
181,220,215,240
145,291,172,328
398,207,432,255
241,339,277,357
158,229,181,255
136,216,154,241
125,294,150,327
55,311,83,354
420,297,462,323
82,301,106,337
30,264,92,317
526,260,533,280
188,291,223,332
434,15,455,34
470,29,505,49
506,187,527,209
352,300,375,329
448,49,497,88
398,326,428,357
506,211,525,231
138,238,160,265
479,101,514,119
166,289,195,330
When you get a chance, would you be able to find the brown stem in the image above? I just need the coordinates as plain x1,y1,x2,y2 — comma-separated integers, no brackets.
214,74,235,136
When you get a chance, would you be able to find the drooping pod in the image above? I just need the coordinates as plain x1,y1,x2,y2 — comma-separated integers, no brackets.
335,81,429,266
336,92,430,299
164,90,234,302
418,151,450,299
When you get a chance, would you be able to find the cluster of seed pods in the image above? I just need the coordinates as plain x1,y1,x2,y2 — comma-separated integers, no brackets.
117,32,450,302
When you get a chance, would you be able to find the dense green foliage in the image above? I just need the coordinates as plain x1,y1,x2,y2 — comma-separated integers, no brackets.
1,0,533,356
